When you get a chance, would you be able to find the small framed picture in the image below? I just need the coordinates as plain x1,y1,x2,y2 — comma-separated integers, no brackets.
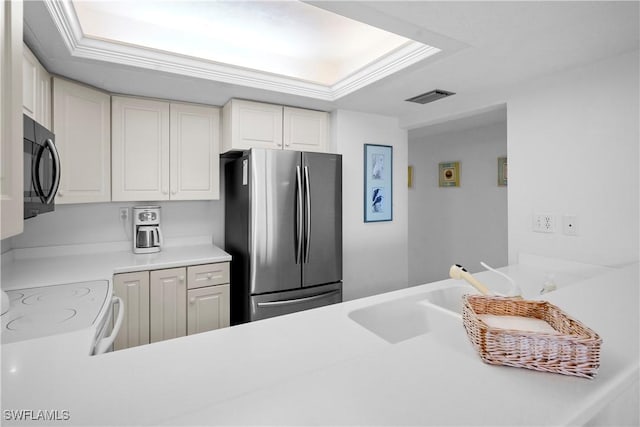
498,157,507,186
364,144,393,222
408,165,414,188
439,161,460,187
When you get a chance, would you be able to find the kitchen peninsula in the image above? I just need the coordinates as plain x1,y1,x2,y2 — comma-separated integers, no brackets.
2,251,637,426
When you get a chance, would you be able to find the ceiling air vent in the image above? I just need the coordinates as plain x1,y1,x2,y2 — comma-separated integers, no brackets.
405,89,455,105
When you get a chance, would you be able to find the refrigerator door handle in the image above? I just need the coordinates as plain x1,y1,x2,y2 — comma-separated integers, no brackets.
256,290,340,307
304,165,311,263
295,165,303,264
250,155,259,290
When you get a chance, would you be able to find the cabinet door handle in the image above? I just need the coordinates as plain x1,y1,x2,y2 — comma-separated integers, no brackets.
179,276,185,283
207,273,213,279
189,297,196,304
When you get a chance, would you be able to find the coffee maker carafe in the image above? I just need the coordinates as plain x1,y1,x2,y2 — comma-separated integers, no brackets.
133,206,163,254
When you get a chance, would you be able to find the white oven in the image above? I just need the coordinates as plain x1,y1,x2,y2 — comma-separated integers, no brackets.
1,280,123,355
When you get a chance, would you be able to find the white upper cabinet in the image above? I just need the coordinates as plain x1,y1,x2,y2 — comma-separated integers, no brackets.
1,0,24,239
222,99,330,153
112,96,220,202
53,78,111,204
22,44,50,129
222,99,283,152
22,46,36,119
112,96,171,201
283,106,328,153
170,103,220,200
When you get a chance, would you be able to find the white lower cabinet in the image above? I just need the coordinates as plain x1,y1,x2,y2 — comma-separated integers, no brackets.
187,285,230,335
113,271,150,351
186,262,230,335
113,262,230,350
150,267,187,343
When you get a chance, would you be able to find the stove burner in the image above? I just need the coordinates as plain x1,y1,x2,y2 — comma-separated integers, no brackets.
2,280,110,344
6,309,78,331
8,292,24,303
22,287,92,305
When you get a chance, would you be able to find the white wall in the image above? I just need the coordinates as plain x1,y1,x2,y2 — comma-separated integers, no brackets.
332,109,409,301
9,200,224,249
408,121,507,285
508,50,639,266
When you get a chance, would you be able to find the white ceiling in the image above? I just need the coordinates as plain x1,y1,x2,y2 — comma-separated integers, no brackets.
23,1,639,132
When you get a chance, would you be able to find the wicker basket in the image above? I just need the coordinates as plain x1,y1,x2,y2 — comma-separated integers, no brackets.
462,295,602,379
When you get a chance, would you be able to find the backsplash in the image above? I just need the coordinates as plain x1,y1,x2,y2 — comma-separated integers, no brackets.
9,200,224,250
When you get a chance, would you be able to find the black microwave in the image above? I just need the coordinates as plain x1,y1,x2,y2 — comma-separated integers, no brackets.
23,115,60,219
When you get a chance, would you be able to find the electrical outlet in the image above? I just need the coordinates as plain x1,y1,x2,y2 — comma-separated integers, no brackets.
563,214,578,236
119,207,129,221
533,213,556,233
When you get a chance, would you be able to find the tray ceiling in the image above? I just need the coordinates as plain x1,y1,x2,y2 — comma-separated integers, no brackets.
46,0,440,101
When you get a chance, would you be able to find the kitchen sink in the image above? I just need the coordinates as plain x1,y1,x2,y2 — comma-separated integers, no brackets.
422,284,480,314
348,285,479,345
348,295,432,344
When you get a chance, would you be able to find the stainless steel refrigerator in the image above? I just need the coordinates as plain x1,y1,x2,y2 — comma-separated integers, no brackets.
225,148,342,324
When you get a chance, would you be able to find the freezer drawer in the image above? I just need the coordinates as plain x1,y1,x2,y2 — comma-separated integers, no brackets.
251,282,342,322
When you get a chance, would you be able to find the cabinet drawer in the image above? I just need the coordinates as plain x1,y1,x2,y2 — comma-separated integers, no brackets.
187,262,230,289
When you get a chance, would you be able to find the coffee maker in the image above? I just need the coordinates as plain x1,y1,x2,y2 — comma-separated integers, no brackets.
133,206,163,254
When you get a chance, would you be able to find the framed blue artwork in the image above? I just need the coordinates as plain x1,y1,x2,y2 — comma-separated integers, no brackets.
364,144,393,222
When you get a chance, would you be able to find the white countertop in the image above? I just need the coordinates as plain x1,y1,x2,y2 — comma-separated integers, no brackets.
0,239,231,291
1,254,637,426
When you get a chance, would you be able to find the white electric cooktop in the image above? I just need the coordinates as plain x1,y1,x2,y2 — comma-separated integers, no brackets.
1,281,109,344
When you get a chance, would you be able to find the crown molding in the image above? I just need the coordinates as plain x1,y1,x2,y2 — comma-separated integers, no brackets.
331,43,440,99
44,0,440,101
